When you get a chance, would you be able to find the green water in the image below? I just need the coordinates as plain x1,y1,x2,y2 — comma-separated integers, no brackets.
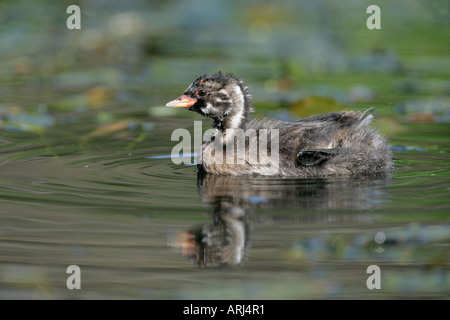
0,0,449,299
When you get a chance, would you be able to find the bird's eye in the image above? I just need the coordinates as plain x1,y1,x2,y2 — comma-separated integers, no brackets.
196,89,208,97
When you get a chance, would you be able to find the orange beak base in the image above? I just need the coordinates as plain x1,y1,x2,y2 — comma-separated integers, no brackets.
166,95,197,108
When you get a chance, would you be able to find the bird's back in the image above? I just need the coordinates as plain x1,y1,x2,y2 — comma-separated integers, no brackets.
242,109,392,177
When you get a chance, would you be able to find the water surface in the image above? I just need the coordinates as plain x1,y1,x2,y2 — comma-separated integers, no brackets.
0,0,449,299
1,117,448,299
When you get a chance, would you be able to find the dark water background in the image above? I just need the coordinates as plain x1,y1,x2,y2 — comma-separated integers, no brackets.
0,0,449,299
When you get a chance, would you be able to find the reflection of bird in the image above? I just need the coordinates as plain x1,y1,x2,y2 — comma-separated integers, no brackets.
169,172,391,268
169,207,250,269
197,172,390,212
166,72,393,177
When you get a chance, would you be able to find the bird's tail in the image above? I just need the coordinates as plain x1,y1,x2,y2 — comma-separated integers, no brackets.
358,107,376,127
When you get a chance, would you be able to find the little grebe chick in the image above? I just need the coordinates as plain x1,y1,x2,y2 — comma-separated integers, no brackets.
166,72,392,177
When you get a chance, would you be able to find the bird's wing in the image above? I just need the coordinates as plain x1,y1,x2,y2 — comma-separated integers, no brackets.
297,148,340,166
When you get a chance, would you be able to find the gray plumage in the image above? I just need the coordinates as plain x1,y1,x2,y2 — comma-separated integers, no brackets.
168,72,393,177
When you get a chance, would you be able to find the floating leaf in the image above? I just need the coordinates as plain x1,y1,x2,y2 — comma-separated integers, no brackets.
84,119,134,139
289,95,341,118
86,86,115,109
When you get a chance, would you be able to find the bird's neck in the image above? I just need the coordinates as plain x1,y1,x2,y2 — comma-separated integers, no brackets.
213,83,251,132
212,114,245,132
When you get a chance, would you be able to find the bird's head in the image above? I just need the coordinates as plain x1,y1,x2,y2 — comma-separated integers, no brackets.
166,72,254,130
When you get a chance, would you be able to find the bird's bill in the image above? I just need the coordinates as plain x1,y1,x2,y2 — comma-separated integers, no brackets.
165,95,197,108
